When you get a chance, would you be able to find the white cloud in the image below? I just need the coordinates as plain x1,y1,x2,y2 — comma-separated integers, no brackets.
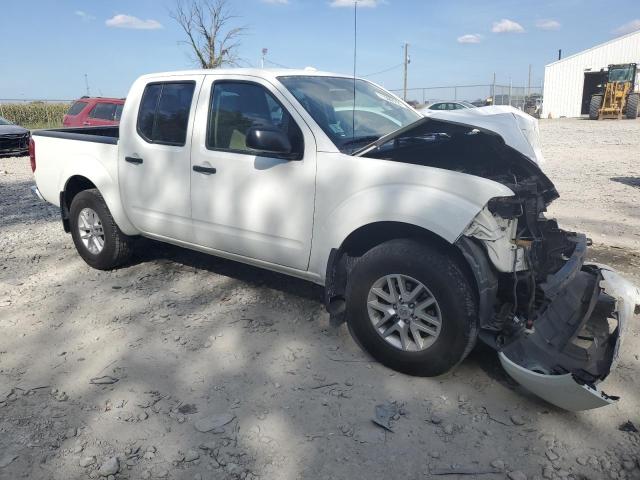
613,19,640,36
262,0,289,3
535,19,561,30
457,34,482,44
491,18,525,33
330,0,381,7
105,14,163,30
75,10,96,21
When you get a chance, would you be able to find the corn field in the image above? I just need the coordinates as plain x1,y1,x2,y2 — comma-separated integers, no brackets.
0,101,71,129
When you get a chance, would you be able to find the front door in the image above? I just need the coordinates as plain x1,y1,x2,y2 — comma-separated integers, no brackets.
119,76,203,241
189,75,316,270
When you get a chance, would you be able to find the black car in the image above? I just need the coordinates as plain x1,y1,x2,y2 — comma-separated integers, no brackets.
0,117,30,157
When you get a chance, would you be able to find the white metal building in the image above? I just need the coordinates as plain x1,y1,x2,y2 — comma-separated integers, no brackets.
542,30,640,118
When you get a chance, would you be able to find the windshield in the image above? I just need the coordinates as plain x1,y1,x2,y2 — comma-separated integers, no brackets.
0,117,12,126
460,101,477,108
278,76,420,153
608,65,634,83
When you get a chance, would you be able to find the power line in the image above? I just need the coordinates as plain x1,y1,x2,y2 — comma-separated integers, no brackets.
362,63,403,78
264,59,292,69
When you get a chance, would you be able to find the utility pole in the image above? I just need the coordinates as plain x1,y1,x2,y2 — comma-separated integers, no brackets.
403,43,409,101
527,64,532,97
84,74,91,97
491,72,496,104
261,48,268,69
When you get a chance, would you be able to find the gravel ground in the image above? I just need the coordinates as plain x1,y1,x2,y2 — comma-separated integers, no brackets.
1,118,640,480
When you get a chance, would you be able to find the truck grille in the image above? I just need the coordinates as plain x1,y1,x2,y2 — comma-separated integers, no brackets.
0,133,30,154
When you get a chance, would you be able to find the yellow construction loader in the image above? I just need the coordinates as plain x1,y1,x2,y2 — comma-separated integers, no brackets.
589,63,639,120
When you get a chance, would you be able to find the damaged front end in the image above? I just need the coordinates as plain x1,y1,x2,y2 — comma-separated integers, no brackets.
458,150,640,411
360,116,640,410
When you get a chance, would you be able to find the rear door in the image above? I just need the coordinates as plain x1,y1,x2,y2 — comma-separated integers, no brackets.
189,75,317,270
119,76,204,241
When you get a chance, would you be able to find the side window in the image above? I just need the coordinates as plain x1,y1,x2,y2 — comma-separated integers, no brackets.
207,81,303,156
430,103,442,110
136,82,195,146
67,101,88,116
89,103,117,120
138,85,162,141
115,104,124,121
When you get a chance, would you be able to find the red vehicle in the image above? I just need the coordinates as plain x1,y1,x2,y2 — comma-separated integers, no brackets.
63,97,125,127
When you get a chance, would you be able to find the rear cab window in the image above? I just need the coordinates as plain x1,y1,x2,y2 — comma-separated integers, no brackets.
137,82,196,146
67,101,88,116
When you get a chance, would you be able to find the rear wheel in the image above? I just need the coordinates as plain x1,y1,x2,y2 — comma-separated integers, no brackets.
69,189,133,270
589,94,602,120
345,239,478,377
625,93,639,120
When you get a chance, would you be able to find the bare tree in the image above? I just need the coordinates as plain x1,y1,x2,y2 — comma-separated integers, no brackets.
170,0,246,69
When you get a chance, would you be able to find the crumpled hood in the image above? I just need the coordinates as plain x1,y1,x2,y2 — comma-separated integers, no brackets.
419,106,545,167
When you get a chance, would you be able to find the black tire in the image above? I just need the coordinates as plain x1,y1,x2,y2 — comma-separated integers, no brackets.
589,95,602,120
345,239,478,377
625,93,639,120
69,189,133,270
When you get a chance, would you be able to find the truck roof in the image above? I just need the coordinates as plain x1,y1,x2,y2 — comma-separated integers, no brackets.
139,67,353,81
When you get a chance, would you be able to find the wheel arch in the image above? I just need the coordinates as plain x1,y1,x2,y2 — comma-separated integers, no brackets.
324,221,484,326
58,164,138,236
60,175,98,232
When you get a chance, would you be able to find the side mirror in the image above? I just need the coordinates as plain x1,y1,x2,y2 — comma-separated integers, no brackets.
246,126,293,157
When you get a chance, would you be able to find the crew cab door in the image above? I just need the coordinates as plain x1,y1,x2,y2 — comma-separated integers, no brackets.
119,75,204,241
189,75,316,270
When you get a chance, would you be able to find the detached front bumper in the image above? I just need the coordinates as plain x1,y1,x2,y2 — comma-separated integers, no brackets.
499,264,640,411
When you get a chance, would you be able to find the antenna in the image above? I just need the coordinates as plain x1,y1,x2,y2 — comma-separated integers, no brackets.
84,74,91,97
352,0,358,144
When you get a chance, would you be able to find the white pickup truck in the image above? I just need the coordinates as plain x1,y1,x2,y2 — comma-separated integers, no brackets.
31,68,640,410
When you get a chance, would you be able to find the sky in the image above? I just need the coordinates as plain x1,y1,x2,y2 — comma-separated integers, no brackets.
0,0,639,100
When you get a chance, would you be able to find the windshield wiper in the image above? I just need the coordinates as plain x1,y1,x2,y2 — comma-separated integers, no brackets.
341,135,381,147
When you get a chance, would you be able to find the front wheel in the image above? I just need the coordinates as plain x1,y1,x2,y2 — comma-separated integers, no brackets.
345,239,478,377
589,94,602,120
69,189,133,270
625,93,639,120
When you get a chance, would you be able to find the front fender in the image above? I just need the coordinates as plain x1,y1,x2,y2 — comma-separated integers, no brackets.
309,156,515,281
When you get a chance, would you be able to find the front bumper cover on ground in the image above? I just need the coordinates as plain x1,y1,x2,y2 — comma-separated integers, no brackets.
499,266,640,411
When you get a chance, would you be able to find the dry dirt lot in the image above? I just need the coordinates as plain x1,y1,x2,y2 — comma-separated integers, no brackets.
1,118,640,480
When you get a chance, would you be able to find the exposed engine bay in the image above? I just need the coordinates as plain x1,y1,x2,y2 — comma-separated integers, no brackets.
358,116,640,410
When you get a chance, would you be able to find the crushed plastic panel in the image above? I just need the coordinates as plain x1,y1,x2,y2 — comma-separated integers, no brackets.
499,265,640,411
499,353,617,411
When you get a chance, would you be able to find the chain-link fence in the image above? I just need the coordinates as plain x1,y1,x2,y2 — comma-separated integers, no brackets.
389,85,543,110
0,99,72,130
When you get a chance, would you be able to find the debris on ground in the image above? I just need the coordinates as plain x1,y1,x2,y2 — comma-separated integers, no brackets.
194,413,235,433
618,420,638,433
372,401,405,432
